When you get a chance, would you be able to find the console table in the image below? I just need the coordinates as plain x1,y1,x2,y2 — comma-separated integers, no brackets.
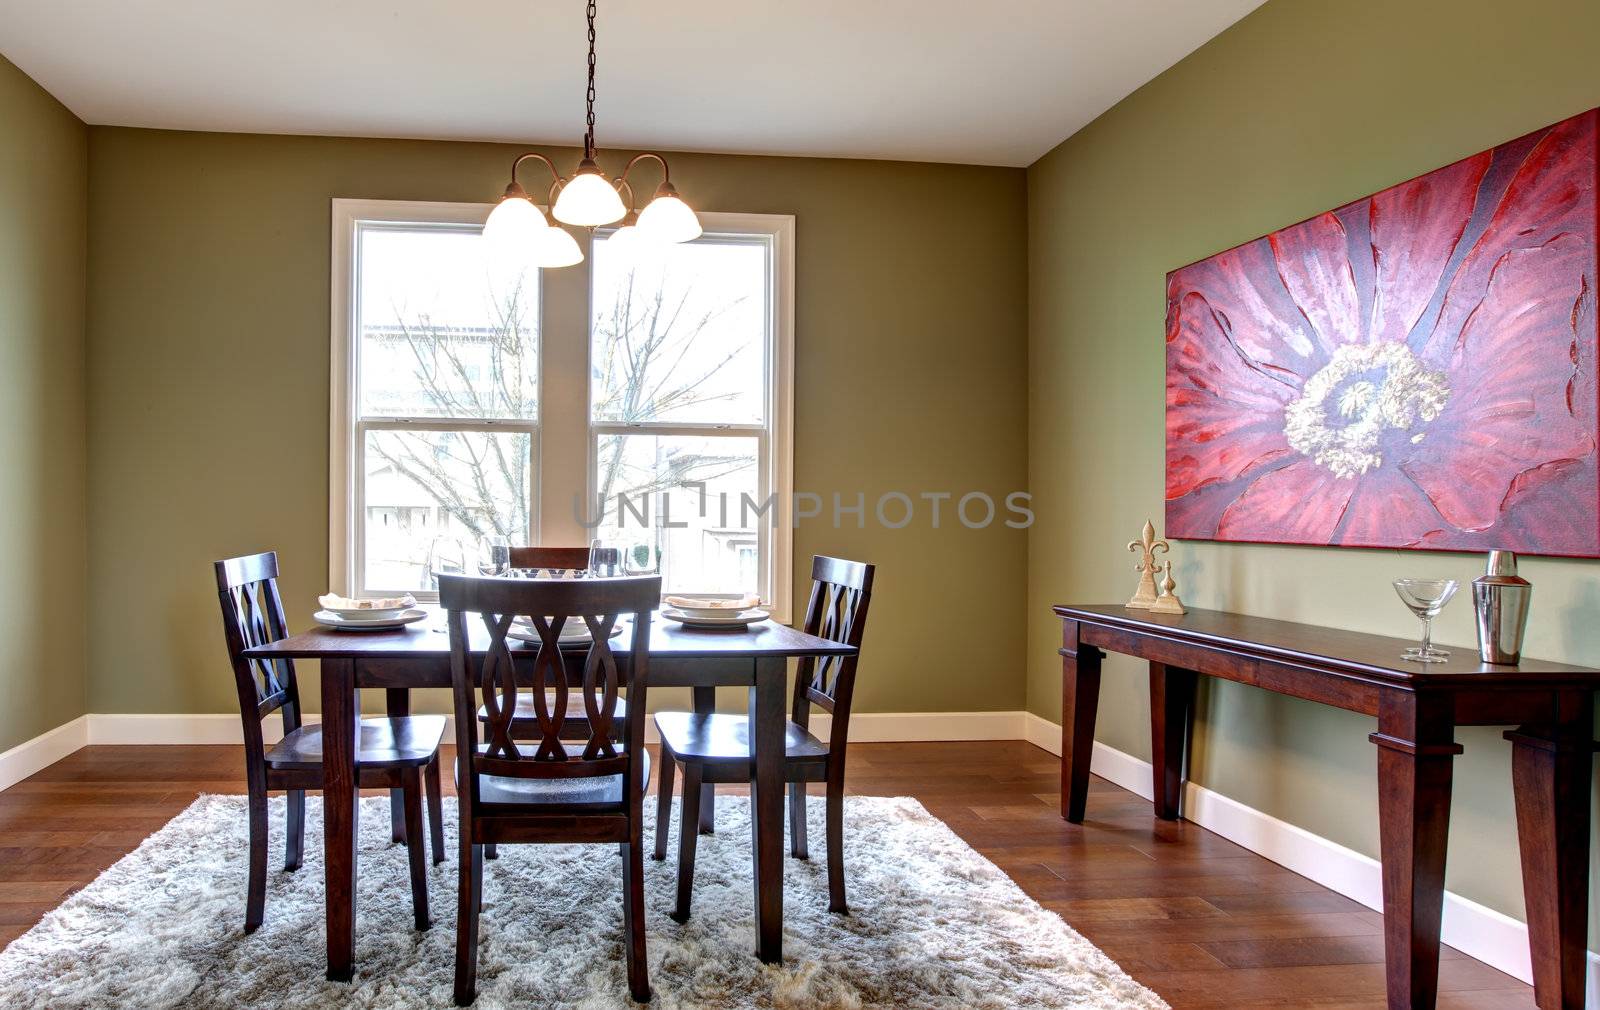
1054,604,1596,1010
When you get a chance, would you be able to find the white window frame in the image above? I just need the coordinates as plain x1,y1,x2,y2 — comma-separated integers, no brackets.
330,200,795,620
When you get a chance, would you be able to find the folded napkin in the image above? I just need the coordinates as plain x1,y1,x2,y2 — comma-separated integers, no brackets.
664,594,761,611
318,593,416,611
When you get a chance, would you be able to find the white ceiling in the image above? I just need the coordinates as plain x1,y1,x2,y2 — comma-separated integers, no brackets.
0,0,1264,167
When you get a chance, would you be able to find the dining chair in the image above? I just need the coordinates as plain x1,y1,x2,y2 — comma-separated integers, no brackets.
480,545,632,863
214,551,447,934
442,572,659,1006
653,555,874,920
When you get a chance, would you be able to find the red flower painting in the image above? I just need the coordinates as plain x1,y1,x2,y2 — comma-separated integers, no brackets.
1166,109,1599,556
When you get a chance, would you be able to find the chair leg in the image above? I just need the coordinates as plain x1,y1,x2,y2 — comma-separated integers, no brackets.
653,752,676,861
671,763,703,923
390,787,407,844
403,768,431,930
426,755,446,866
454,841,484,1006
622,839,652,1003
789,782,809,860
826,771,847,914
284,788,305,871
699,781,716,836
244,778,268,933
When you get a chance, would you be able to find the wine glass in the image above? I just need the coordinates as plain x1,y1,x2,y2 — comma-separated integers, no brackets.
476,534,510,577
1392,578,1458,663
623,540,657,576
427,536,467,590
588,538,619,578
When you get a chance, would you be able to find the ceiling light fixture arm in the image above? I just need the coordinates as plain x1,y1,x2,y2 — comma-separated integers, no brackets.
507,151,567,205
617,152,672,191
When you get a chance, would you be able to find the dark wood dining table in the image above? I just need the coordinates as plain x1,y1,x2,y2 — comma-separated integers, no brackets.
243,607,855,981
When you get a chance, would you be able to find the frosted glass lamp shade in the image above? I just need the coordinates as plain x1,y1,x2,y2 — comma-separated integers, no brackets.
551,161,626,226
636,183,702,243
536,224,585,268
482,189,547,252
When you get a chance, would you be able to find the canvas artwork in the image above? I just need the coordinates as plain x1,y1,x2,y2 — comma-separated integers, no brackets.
1165,109,1599,556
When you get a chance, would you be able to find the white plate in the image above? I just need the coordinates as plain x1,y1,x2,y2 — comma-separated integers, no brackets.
322,606,410,621
317,594,417,620
668,603,759,619
661,607,770,629
313,608,429,631
508,620,624,644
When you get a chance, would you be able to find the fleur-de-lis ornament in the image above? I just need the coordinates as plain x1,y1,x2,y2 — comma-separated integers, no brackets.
1126,520,1170,610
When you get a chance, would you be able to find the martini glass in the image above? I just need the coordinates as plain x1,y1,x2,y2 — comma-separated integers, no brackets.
1392,578,1458,663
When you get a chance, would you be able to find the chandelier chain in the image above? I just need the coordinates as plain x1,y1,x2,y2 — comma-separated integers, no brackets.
584,0,598,160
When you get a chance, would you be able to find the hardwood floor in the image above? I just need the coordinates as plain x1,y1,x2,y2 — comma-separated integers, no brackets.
0,740,1534,1008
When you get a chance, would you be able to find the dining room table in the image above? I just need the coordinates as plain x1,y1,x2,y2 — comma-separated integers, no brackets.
243,604,856,981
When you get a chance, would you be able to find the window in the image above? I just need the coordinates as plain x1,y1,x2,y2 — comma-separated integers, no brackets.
331,201,793,618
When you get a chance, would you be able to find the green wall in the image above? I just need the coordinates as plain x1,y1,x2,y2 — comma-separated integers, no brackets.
0,57,87,752
84,129,1029,717
1027,0,1599,940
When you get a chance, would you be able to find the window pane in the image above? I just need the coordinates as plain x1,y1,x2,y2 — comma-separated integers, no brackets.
595,434,760,596
359,226,538,420
590,236,767,425
363,428,532,591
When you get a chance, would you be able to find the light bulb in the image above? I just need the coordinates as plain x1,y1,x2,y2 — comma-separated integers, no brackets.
482,186,547,254
636,182,702,243
551,160,626,226
536,224,585,268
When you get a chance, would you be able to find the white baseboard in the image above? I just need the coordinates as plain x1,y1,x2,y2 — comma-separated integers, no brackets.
1024,712,1600,1004
85,712,453,746
0,716,89,792
84,710,1031,748
87,713,263,746
812,710,1027,743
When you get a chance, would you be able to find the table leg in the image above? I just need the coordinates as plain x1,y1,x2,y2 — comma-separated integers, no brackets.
321,658,361,982
693,685,717,834
1370,694,1460,1010
1506,691,1593,1010
386,688,409,843
1149,663,1196,820
1060,620,1102,822
750,656,785,963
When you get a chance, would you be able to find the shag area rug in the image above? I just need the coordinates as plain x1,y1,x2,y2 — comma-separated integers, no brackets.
0,794,1166,1009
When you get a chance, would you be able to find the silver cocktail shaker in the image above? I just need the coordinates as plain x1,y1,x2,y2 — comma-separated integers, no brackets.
1472,550,1531,665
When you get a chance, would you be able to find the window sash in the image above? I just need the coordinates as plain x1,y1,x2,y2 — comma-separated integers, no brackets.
353,417,540,598
586,427,773,605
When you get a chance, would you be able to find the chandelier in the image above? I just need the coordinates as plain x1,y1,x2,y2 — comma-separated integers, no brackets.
483,0,702,267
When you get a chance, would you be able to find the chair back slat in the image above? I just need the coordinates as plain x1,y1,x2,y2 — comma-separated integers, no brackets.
214,552,302,750
792,557,874,736
476,612,521,758
508,545,593,572
442,574,659,805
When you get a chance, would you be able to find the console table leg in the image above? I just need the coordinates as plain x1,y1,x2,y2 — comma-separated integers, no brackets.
1060,621,1101,823
1507,692,1593,1010
1370,696,1460,1010
1149,664,1196,820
